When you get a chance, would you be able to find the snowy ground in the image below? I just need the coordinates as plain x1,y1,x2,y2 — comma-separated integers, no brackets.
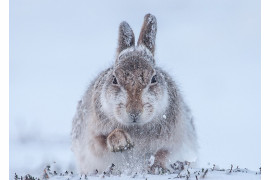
14,160,261,180
10,138,261,180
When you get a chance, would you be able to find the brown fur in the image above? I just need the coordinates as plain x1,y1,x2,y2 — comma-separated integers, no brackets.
90,135,107,157
115,57,154,117
154,149,169,168
95,135,107,149
107,129,133,152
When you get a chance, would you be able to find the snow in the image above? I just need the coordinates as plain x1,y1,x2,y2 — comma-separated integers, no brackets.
10,0,260,179
149,156,155,167
14,162,261,180
39,172,261,180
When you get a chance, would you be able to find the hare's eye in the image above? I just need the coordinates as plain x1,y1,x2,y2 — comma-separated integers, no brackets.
151,75,157,84
112,76,118,85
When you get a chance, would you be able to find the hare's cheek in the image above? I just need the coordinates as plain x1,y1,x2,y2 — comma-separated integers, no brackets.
114,103,129,124
112,86,121,98
155,89,169,114
105,86,123,103
142,103,155,120
115,103,125,116
141,93,155,120
143,86,169,117
111,91,129,117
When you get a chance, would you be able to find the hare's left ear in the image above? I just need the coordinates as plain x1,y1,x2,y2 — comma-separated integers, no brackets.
117,21,135,54
137,14,157,55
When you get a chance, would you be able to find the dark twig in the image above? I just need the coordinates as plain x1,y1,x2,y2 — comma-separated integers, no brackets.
202,169,208,178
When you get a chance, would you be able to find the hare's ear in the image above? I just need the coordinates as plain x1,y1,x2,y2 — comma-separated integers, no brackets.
137,14,157,55
117,21,135,54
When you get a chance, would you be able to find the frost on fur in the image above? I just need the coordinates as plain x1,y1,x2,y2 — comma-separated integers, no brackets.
117,21,135,54
71,13,198,174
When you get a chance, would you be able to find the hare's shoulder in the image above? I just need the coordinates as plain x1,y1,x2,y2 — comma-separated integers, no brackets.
71,67,113,140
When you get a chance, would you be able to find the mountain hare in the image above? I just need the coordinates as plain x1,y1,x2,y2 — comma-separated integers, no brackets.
71,14,198,174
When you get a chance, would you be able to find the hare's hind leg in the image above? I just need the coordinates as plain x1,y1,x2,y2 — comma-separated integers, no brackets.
149,149,170,174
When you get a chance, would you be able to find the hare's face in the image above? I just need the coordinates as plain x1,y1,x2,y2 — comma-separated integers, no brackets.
103,54,168,125
101,14,167,125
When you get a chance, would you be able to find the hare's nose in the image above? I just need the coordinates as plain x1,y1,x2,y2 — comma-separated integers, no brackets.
129,112,140,122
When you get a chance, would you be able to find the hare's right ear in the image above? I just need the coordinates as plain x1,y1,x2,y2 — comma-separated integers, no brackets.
117,21,135,54
137,14,157,55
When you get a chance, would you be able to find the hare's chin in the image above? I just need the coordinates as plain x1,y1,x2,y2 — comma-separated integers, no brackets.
116,119,147,126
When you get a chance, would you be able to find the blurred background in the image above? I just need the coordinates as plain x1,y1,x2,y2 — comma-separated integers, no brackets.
10,0,260,178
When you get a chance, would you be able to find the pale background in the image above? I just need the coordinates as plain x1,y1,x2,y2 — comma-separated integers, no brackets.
10,0,260,178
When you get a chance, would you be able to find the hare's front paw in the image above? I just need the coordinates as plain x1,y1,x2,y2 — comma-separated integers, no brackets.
107,129,134,152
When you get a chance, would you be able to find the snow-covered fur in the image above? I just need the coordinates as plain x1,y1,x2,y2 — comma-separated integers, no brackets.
71,14,198,174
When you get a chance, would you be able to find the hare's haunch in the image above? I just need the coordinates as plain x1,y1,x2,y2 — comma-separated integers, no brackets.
71,14,198,174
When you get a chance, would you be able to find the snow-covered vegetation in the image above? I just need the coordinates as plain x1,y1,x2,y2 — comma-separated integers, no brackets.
14,162,261,180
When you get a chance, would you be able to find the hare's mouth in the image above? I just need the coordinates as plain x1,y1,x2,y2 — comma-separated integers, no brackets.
120,120,144,126
128,121,144,126
126,115,145,125
130,119,143,125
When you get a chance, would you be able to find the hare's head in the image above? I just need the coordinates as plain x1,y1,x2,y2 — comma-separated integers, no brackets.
102,14,169,126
